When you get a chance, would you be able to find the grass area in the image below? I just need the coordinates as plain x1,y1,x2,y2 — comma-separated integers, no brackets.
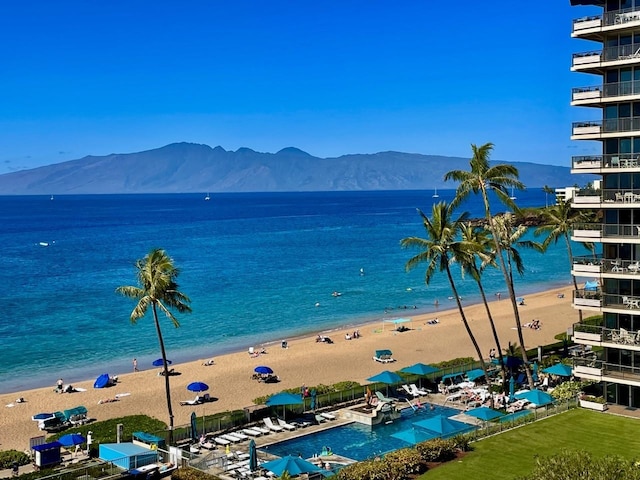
419,409,640,480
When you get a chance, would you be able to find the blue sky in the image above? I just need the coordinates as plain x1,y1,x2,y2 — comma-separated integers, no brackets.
0,1,601,173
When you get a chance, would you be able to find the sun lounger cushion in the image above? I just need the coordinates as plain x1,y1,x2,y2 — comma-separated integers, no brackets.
276,418,296,430
320,412,336,420
214,437,230,446
263,418,284,432
242,428,262,437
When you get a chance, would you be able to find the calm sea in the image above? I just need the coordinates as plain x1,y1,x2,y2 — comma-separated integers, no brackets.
0,190,585,393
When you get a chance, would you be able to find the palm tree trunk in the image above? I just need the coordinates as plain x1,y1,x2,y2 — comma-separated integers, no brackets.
481,191,533,388
564,233,584,323
474,273,507,392
152,303,175,445
444,262,493,407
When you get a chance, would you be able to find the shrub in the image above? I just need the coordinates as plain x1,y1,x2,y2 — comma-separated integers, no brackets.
336,459,400,480
415,438,457,463
550,380,592,402
0,450,30,469
383,448,426,476
332,381,361,391
172,467,220,480
450,434,472,452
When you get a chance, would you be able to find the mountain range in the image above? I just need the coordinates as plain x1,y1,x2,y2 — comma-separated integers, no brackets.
0,142,594,195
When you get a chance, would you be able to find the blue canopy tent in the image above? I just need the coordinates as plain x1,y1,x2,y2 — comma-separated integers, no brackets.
465,369,486,382
94,373,111,389
584,280,599,291
382,317,412,331
543,363,573,377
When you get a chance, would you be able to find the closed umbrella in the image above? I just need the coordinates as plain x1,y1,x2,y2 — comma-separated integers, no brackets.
248,439,258,472
509,376,515,403
190,411,198,442
310,389,317,412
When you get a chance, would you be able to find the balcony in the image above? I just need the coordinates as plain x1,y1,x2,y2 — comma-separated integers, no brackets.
572,118,640,140
572,188,640,208
573,322,640,348
572,9,640,38
573,358,640,387
573,290,640,313
571,154,640,173
573,255,640,277
572,223,640,243
572,188,601,206
572,42,640,73
573,289,602,310
572,80,640,106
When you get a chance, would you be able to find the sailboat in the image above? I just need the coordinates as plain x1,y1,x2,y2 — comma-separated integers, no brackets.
432,187,439,198
509,187,517,200
204,192,210,201
50,195,54,201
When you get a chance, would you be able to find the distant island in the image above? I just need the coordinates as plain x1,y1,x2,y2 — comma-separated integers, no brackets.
0,142,596,195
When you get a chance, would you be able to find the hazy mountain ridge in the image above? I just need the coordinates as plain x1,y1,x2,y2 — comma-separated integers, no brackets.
0,142,593,194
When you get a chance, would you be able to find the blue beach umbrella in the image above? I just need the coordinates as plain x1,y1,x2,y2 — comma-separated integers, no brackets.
152,358,172,367
413,415,472,436
94,373,110,389
254,366,273,375
187,381,209,393
248,439,258,472
515,389,554,407
262,455,325,477
367,370,403,384
400,363,438,376
543,363,572,377
391,427,436,445
266,391,304,420
58,433,86,447
465,406,504,422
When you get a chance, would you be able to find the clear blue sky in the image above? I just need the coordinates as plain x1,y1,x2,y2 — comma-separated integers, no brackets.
0,1,601,173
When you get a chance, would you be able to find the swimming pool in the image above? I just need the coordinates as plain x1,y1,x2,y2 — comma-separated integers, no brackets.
261,406,473,462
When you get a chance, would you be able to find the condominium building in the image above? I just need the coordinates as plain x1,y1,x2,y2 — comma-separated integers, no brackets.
570,0,640,408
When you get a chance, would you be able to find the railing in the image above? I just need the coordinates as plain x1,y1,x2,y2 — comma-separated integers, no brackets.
573,222,640,238
573,323,640,345
573,118,640,135
573,80,640,101
572,42,640,67
574,188,640,204
573,255,640,275
575,359,640,383
572,154,640,169
573,9,640,32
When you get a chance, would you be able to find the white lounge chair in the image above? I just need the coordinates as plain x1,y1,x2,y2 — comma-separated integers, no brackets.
263,417,284,432
320,412,336,420
401,384,419,397
242,428,262,437
220,433,243,443
229,431,249,441
214,437,231,446
315,414,327,423
409,384,429,396
252,425,270,435
276,418,297,431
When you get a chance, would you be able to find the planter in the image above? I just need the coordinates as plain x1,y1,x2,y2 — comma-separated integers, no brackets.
579,399,608,411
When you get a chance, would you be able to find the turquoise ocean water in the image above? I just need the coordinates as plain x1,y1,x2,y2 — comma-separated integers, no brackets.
0,190,586,393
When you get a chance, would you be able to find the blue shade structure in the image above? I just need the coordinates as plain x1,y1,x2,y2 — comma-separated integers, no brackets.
542,363,572,377
57,433,86,447
515,389,554,406
465,406,504,422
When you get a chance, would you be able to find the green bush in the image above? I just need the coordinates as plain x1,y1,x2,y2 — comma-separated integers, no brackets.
433,357,475,369
0,450,30,469
172,467,220,480
383,448,426,476
450,434,472,452
336,459,400,480
415,438,457,463
550,381,592,402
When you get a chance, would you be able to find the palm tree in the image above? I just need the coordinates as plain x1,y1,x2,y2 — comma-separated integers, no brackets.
116,248,192,444
535,198,594,323
444,142,535,387
401,201,493,392
457,223,508,390
542,185,555,208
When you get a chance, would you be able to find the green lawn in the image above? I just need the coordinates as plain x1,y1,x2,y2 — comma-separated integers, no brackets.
420,409,640,480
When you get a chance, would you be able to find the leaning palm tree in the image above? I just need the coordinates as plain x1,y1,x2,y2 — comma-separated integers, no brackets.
116,248,192,444
401,202,493,394
456,223,508,391
535,198,594,323
445,142,535,388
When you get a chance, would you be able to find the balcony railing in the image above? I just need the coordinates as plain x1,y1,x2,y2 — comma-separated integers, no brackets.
573,188,640,205
573,10,640,34
573,222,640,239
573,80,640,102
573,255,640,276
573,288,602,309
572,42,640,69
572,154,640,170
573,322,640,345
572,118,640,136
574,290,640,311
574,359,640,384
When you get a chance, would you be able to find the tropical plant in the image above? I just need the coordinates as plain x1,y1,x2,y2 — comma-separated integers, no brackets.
444,142,535,388
456,223,507,391
517,450,640,480
542,185,555,208
535,198,595,323
116,248,192,444
401,202,492,389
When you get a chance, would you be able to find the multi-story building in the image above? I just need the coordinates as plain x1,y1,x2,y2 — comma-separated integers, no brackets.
570,0,640,408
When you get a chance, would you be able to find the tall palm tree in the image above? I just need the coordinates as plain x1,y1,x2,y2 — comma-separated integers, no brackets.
444,142,535,387
116,248,192,444
401,202,493,392
542,185,555,208
456,223,508,390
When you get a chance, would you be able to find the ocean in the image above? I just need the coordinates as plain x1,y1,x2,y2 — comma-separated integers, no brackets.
0,190,586,393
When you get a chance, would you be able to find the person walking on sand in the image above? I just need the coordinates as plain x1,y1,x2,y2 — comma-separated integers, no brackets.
133,358,138,372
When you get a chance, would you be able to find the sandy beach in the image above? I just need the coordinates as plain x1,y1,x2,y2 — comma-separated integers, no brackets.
0,286,577,452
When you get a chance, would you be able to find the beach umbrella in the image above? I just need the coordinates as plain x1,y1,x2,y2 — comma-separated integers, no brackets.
262,455,324,477
542,363,573,377
93,373,110,389
187,381,209,393
464,369,485,382
254,366,273,375
465,406,504,422
310,389,317,412
509,376,515,403
532,362,539,383
367,370,403,396
400,363,438,376
391,427,436,445
413,415,471,436
58,433,86,447
248,439,258,472
190,411,198,442
266,391,303,419
152,358,172,367
515,389,554,407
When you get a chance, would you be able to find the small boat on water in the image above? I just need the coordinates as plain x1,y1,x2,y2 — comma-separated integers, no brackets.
432,188,439,198
204,192,210,201
39,242,49,247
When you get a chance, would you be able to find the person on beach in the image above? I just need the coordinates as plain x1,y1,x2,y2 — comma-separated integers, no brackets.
133,358,138,372
56,378,63,393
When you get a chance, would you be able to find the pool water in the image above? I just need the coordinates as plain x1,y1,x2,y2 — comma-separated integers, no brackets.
262,405,473,462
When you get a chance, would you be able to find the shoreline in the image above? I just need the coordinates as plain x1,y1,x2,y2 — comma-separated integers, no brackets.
0,284,578,452
0,277,574,395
